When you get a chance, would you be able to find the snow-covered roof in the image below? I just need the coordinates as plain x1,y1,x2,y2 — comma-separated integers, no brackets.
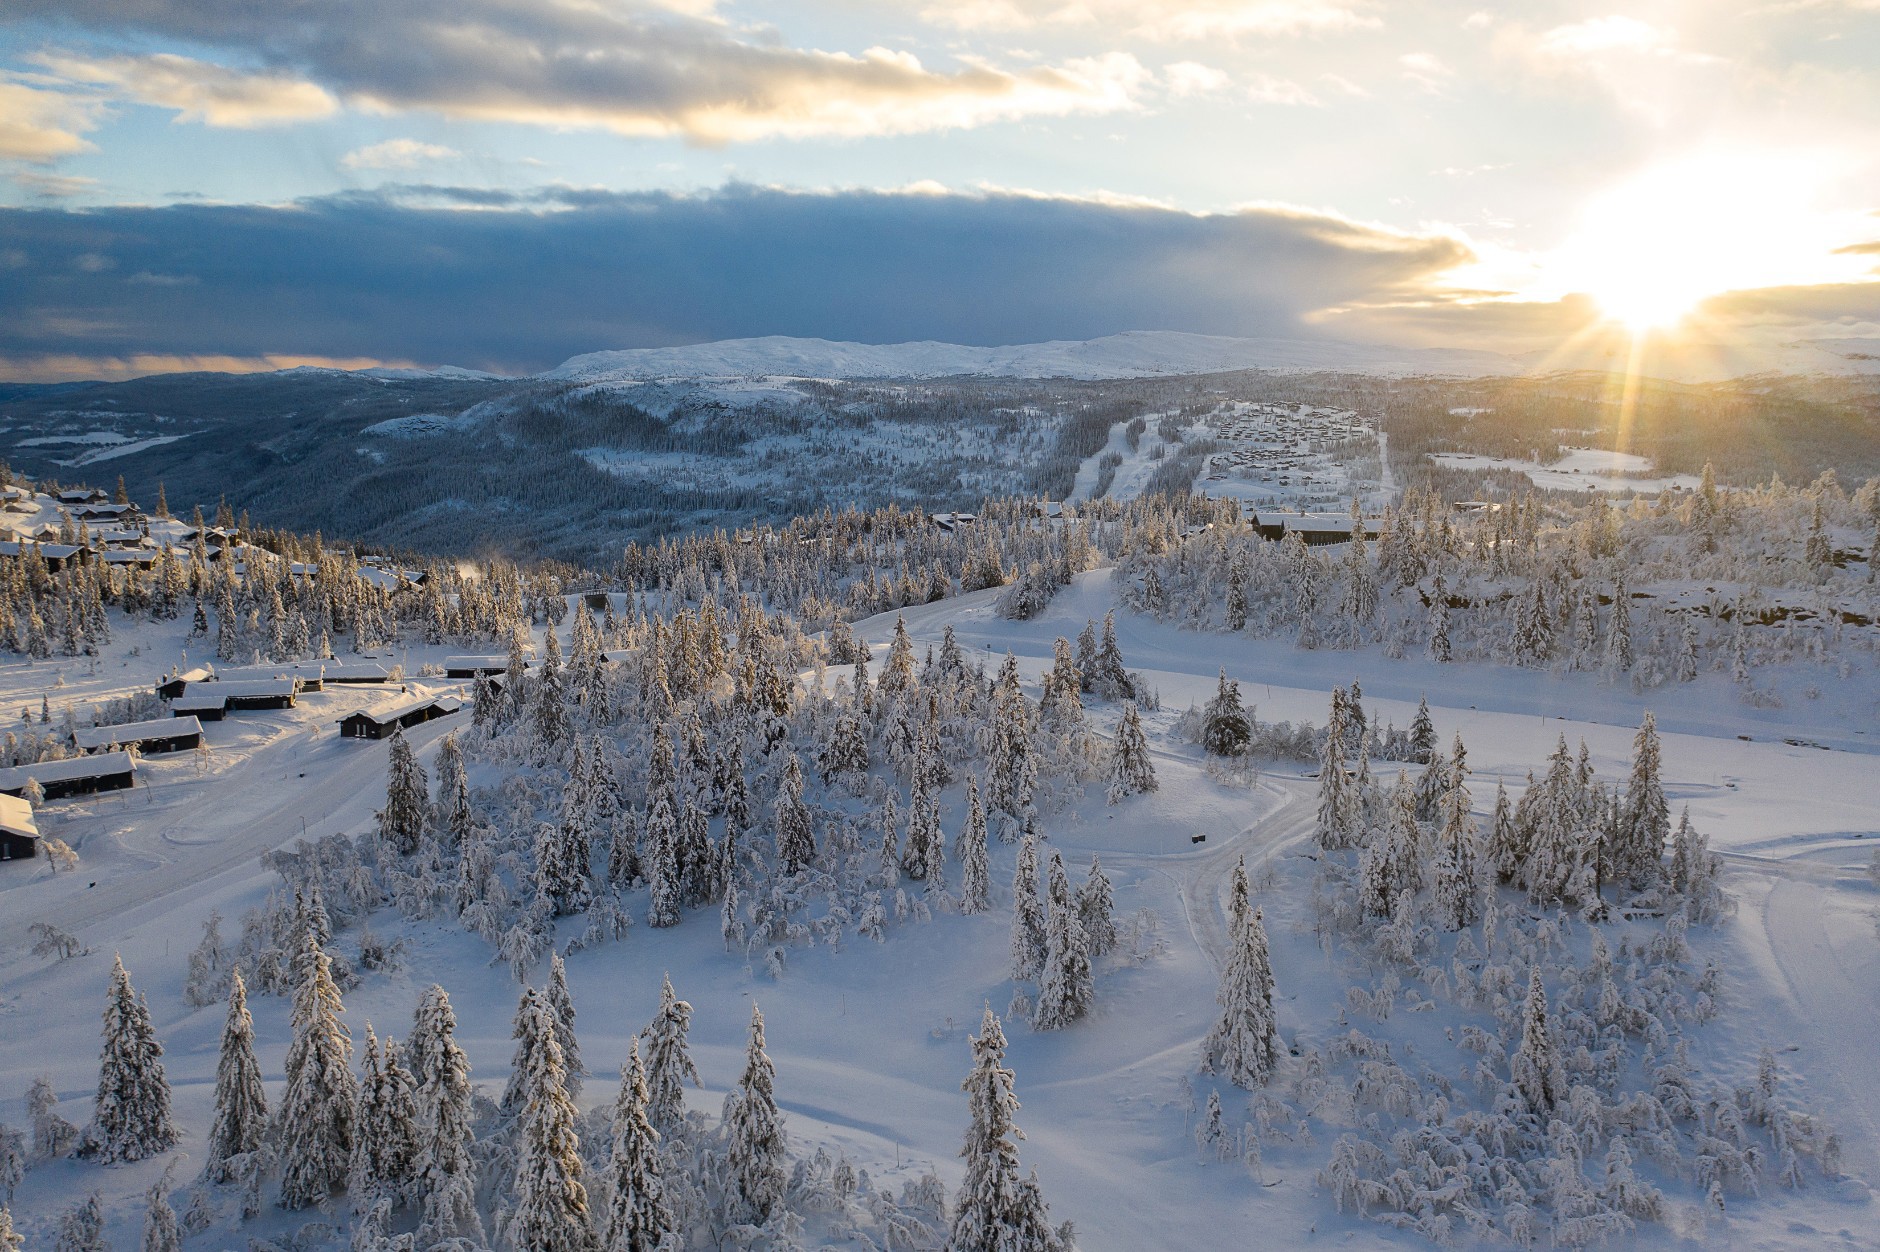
0,751,136,792
0,792,37,841
0,541,82,559
341,692,462,727
169,693,227,712
73,717,203,752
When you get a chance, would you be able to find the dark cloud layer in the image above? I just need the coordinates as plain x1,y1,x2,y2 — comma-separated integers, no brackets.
0,185,1470,376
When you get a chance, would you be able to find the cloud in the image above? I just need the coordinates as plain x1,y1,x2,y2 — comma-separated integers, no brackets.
7,0,1146,143
0,79,103,162
10,170,101,199
922,0,1379,39
341,139,462,171
1246,74,1320,105
1538,16,1672,56
33,52,338,127
1399,52,1454,93
1163,61,1230,97
0,183,1473,378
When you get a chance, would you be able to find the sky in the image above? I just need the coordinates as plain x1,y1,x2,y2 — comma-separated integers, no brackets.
1,0,1878,380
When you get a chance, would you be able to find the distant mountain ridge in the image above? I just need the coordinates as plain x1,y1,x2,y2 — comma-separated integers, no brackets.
544,329,1880,385
545,330,1533,382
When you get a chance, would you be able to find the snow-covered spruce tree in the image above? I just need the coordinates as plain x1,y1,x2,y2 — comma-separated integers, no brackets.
1432,754,1480,931
433,731,471,850
1106,703,1156,803
1616,712,1670,891
1200,669,1251,757
1200,904,1279,1089
1604,576,1635,677
202,968,267,1184
85,954,177,1164
1408,697,1436,765
501,987,545,1117
604,1040,674,1252
379,725,430,857
277,934,356,1210
640,974,702,1142
408,985,485,1247
646,792,681,928
1033,852,1093,1031
531,628,573,764
986,655,1039,842
724,1004,788,1227
0,1206,20,1252
904,771,943,883
774,753,816,876
958,775,992,915
1314,691,1360,852
1092,610,1133,701
546,952,584,1103
55,1191,105,1252
1010,836,1048,982
1508,577,1553,668
1426,573,1452,663
948,1008,1068,1252
350,1025,420,1209
1076,857,1116,959
1510,968,1567,1118
508,997,594,1252
143,1169,181,1252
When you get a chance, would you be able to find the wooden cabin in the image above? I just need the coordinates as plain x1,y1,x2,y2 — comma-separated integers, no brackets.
0,793,39,860
157,666,216,700
0,751,137,801
338,693,462,740
73,716,204,756
214,678,300,710
169,693,228,721
444,655,522,678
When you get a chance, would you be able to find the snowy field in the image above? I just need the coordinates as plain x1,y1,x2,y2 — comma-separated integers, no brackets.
3,549,1878,1248
1430,449,1703,497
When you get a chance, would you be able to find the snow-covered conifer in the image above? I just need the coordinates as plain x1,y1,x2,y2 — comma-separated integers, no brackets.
143,1170,180,1252
86,954,176,1164
958,776,992,915
1201,905,1279,1089
202,968,267,1184
379,726,430,856
350,1025,420,1207
604,1041,674,1252
408,985,484,1246
55,1192,105,1252
1106,703,1157,803
1033,852,1093,1030
507,997,594,1252
774,753,816,876
1616,712,1669,890
1315,691,1360,851
640,975,701,1142
1201,670,1251,757
948,1008,1066,1252
1010,836,1047,982
546,952,584,1101
1076,857,1116,958
0,1205,19,1252
724,1005,788,1226
1408,697,1436,765
278,934,356,1209
1510,968,1567,1117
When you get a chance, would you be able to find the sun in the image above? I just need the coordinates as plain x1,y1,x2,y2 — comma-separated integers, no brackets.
1548,151,1853,334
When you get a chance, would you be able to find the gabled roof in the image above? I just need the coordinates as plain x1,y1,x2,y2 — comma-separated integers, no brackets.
73,716,203,751
0,792,38,841
0,751,136,792
340,692,462,727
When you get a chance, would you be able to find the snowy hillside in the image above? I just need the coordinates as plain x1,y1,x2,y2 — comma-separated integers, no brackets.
546,329,1880,385
546,331,1537,383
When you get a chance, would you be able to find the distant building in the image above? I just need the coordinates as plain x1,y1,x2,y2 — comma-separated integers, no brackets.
0,793,39,860
73,716,204,756
0,751,137,801
56,487,108,505
214,678,301,710
1250,512,1382,547
157,666,216,700
930,511,979,533
444,655,524,678
169,693,228,721
338,693,462,740
0,541,86,571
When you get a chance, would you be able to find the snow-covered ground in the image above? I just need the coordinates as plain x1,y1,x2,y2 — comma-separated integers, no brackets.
3,553,1877,1248
1431,448,1703,496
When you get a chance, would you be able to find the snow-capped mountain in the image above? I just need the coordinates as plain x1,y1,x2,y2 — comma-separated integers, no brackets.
545,331,1535,383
